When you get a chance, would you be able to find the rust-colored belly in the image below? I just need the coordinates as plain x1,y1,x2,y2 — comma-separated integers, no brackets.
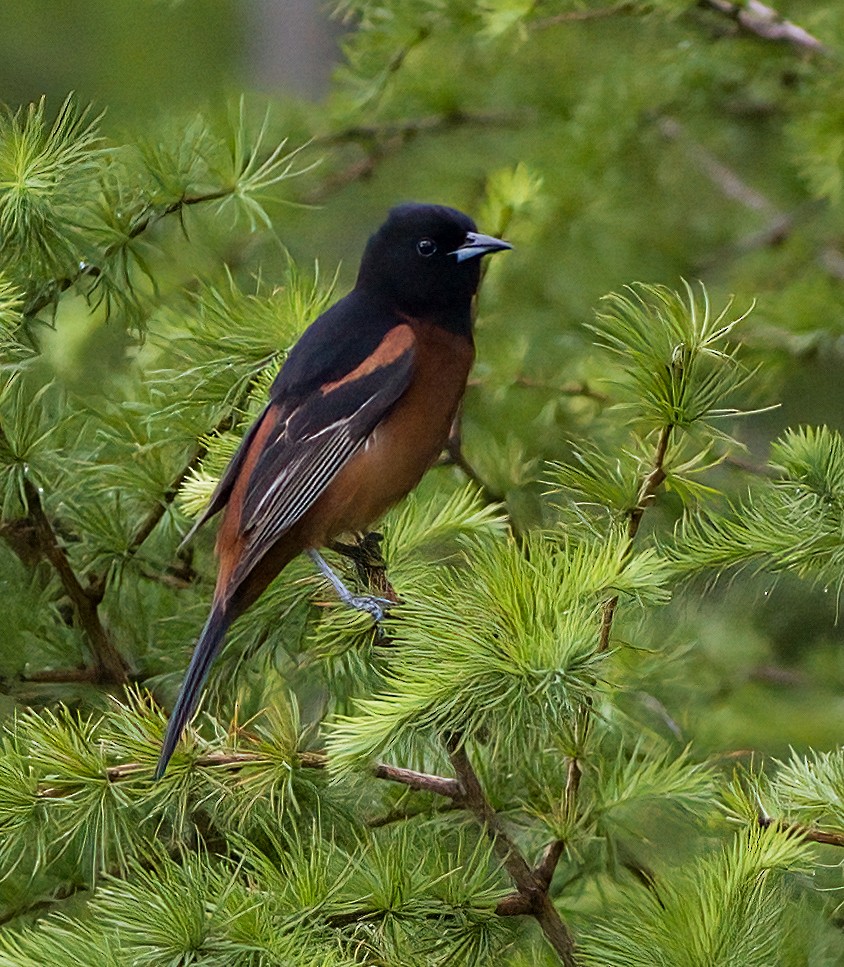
300,323,474,545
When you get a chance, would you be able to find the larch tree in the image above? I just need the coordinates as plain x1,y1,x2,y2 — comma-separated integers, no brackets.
1,1,844,964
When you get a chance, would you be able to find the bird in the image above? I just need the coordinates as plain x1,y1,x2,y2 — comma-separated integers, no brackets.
155,203,512,778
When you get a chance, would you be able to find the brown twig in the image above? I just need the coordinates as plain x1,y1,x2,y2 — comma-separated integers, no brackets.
306,111,524,204
23,479,129,685
443,419,506,506
32,748,330,793
447,736,577,966
373,762,463,799
598,423,672,653
759,816,844,848
566,425,674,823
699,0,828,54
657,117,844,279
533,2,635,29
23,188,233,321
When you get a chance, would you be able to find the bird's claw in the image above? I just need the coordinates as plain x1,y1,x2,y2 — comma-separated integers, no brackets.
348,594,395,623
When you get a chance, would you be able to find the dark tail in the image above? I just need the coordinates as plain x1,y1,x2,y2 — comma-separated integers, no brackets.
155,603,233,779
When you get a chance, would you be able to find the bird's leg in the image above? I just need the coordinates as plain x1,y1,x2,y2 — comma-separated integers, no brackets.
307,549,395,622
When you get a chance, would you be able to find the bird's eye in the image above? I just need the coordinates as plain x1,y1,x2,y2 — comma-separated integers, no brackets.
416,238,437,257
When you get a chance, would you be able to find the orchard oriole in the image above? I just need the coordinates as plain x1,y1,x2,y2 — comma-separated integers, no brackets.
155,203,511,777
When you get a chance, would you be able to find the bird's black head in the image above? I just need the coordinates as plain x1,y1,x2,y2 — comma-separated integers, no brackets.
356,203,511,329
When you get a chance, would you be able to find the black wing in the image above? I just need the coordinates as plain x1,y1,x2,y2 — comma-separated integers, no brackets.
230,323,416,585
180,289,406,546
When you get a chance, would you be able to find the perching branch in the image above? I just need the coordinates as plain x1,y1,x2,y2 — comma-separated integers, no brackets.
329,531,401,604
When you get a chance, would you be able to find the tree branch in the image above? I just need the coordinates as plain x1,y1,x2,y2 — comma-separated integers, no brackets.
372,761,463,799
306,111,524,203
329,531,401,604
759,816,844,848
566,425,674,822
23,188,236,320
442,419,505,506
657,116,844,280
699,0,828,54
447,736,578,966
533,2,636,29
597,422,672,652
23,479,129,685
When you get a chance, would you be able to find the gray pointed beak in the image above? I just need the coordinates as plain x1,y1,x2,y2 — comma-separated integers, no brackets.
450,231,512,263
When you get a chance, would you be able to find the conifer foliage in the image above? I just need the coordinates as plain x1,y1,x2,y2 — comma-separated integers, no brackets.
2,1,844,964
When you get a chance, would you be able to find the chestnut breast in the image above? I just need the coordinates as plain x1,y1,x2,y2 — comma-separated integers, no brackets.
300,321,475,544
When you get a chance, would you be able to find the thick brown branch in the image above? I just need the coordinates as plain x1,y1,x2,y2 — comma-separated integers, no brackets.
700,0,828,54
535,839,566,891
497,840,566,916
448,737,578,966
24,480,128,685
373,762,463,800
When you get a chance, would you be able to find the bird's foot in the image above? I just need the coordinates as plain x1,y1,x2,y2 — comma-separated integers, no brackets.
307,549,397,624
346,594,395,623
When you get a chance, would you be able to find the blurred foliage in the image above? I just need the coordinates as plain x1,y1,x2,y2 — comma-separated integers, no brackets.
1,0,844,964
